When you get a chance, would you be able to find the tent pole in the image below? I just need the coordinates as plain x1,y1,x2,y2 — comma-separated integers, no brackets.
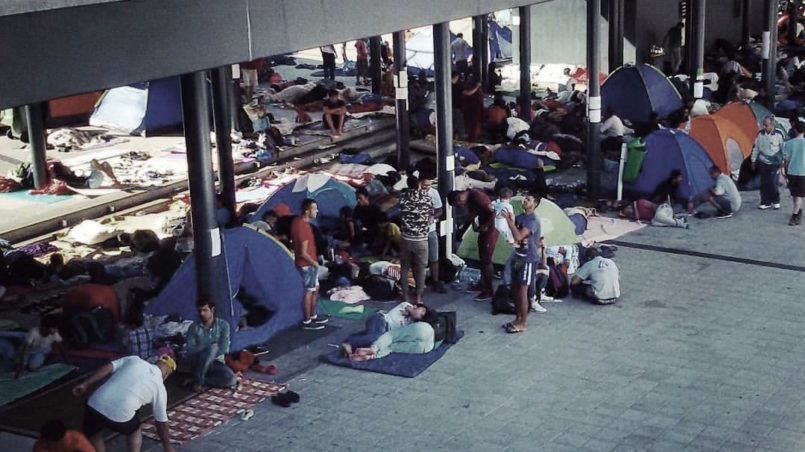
370,36,383,94
181,70,223,308
689,0,706,99
24,102,48,189
480,15,490,93
393,31,411,170
434,22,454,258
519,5,532,121
587,0,602,200
211,66,236,221
616,141,627,202
763,0,777,110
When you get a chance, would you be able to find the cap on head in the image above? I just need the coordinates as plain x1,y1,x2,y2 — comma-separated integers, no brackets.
158,355,177,372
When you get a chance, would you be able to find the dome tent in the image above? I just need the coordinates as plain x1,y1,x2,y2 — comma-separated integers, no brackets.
601,64,684,124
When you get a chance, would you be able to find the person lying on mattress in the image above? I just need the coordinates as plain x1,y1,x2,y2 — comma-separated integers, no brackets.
340,302,433,361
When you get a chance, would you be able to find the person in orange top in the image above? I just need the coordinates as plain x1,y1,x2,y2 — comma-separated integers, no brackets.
485,94,510,143
33,420,95,452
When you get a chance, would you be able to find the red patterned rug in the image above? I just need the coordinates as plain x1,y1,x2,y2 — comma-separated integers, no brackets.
142,378,287,444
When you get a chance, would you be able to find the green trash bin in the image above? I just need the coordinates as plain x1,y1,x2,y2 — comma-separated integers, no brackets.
622,137,646,183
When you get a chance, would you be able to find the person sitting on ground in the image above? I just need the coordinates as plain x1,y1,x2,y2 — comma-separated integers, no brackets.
570,248,620,305
485,94,510,143
72,355,176,452
706,165,742,219
340,302,429,361
377,213,401,258
33,419,95,452
600,108,632,160
353,187,385,246
251,103,271,134
322,89,347,138
16,314,64,379
184,299,238,393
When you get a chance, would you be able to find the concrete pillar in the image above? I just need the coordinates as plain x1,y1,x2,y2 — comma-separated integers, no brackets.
211,66,236,221
689,0,706,99
370,36,383,94
472,15,484,84
587,0,602,199
24,103,48,189
608,0,624,71
788,0,798,45
763,0,777,109
393,31,410,170
519,5,532,121
742,0,751,50
433,22,454,258
480,16,490,93
180,71,223,307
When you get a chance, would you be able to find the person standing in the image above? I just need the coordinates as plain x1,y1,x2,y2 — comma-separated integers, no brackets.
425,173,447,294
461,75,484,142
752,115,786,210
500,193,542,334
663,21,685,74
291,199,328,330
355,39,370,86
399,175,434,305
783,121,805,225
185,299,238,393
320,44,337,80
72,355,176,452
448,189,497,302
451,32,471,79
239,60,260,101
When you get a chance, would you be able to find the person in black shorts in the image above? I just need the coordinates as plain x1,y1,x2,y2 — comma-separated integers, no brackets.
322,89,347,137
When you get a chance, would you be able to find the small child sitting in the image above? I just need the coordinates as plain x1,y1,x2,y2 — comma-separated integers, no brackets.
492,186,516,246
16,315,62,378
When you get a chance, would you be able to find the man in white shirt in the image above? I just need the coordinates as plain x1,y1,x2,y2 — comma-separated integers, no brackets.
708,165,742,218
73,355,176,452
571,249,620,305
451,33,471,79
600,108,632,158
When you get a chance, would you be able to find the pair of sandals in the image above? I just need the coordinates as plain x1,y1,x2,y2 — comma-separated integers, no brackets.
271,390,300,408
502,322,525,334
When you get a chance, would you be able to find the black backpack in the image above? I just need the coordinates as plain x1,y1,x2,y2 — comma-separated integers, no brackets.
424,311,459,344
68,307,114,347
362,275,397,300
491,285,516,315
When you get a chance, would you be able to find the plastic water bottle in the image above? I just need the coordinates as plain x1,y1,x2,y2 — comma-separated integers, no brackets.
458,267,481,284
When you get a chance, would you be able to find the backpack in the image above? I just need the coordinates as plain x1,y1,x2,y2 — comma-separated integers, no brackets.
362,275,397,300
425,311,459,344
68,307,114,347
491,285,516,315
438,258,461,282
545,259,570,299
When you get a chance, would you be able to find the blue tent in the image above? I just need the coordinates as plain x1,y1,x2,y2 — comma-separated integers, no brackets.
601,64,683,124
488,19,512,61
90,77,183,136
610,129,715,201
145,226,304,351
252,174,356,231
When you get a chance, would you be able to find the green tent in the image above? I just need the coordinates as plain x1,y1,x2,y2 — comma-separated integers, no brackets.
456,196,580,265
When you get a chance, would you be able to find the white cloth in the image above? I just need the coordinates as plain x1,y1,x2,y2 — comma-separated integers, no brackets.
382,302,414,330
575,256,620,300
713,173,742,212
600,115,628,138
329,286,371,304
88,356,169,423
25,328,62,353
506,117,530,140
492,199,515,244
427,187,442,233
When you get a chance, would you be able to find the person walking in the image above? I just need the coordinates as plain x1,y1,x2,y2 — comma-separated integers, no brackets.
783,121,805,225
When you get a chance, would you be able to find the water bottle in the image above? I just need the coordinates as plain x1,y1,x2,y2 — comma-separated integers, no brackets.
458,267,481,284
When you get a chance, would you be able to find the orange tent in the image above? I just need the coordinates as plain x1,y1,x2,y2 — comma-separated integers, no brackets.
714,102,759,145
687,115,754,176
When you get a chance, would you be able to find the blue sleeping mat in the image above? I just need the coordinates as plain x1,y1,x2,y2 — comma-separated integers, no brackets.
495,146,543,169
319,332,462,378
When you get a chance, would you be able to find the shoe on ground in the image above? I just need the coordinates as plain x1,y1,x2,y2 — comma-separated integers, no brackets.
432,281,448,293
540,292,555,302
530,301,547,313
797,213,803,225
473,291,493,302
758,204,771,210
301,320,324,330
465,283,484,293
773,203,781,209
715,212,733,219
312,315,329,324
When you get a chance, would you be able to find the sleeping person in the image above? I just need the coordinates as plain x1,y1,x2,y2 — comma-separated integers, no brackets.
340,302,433,361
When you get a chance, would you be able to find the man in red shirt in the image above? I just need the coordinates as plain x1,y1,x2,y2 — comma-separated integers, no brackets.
355,39,370,86
448,189,498,301
290,199,328,330
33,419,95,452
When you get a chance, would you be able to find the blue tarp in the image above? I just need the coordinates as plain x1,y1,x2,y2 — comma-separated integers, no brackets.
494,147,544,170
319,333,462,378
609,128,715,201
145,226,304,351
601,64,683,124
90,77,183,136
488,19,512,61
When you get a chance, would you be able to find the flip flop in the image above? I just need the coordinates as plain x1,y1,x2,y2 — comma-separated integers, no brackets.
239,409,255,421
501,322,513,330
505,324,525,334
